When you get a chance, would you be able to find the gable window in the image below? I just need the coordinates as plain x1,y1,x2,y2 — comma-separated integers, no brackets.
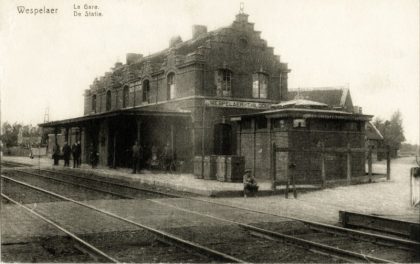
252,73,268,99
106,90,111,111
122,86,129,108
142,80,150,103
167,73,175,100
293,119,306,128
215,69,232,96
91,94,97,113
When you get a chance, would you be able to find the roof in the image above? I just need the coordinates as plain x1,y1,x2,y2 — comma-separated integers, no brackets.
230,107,372,121
271,99,328,109
366,122,384,140
288,87,351,109
39,108,191,128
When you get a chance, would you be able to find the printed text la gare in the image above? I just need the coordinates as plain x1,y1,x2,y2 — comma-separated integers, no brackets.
73,4,102,17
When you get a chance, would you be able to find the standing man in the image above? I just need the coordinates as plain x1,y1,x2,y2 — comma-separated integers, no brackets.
76,141,82,167
161,143,172,172
62,142,72,167
52,143,61,166
89,143,98,169
132,141,142,174
72,141,81,168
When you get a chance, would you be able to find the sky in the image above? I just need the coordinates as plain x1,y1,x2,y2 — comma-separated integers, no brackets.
1,0,419,143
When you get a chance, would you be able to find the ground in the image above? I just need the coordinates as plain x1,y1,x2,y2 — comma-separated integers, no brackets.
204,157,420,224
2,155,419,225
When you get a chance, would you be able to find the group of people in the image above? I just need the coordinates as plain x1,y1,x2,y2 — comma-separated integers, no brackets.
131,141,174,174
52,141,81,168
52,139,258,198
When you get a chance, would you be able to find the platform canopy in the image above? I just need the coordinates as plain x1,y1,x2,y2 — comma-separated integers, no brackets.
39,108,191,129
230,107,372,121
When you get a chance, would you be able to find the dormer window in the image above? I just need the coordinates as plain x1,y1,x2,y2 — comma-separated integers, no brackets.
215,69,232,96
92,94,97,113
143,80,150,103
122,86,129,108
167,73,176,100
106,90,111,111
252,73,268,99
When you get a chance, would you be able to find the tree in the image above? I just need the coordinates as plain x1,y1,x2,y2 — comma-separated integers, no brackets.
387,110,405,150
373,110,406,158
1,122,22,147
0,122,42,147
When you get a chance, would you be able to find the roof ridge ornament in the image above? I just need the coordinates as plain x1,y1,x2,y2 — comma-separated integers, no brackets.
295,88,304,100
240,2,244,14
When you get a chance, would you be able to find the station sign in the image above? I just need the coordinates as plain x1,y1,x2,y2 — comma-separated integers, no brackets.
204,99,271,109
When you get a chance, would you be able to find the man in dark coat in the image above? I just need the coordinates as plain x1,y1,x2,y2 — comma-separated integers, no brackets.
52,143,60,165
132,141,142,174
62,142,72,167
72,141,82,168
89,144,98,168
161,143,173,173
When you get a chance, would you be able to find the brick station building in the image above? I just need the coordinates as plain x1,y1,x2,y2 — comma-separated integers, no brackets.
40,10,372,184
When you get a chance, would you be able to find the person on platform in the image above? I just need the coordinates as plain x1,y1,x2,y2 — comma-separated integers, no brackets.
132,141,142,174
72,141,81,168
62,142,72,167
52,143,60,166
89,144,98,169
76,141,82,167
161,143,172,172
243,169,258,197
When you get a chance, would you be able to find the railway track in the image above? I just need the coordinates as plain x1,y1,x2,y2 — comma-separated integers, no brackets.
20,168,420,248
1,175,244,263
3,169,419,262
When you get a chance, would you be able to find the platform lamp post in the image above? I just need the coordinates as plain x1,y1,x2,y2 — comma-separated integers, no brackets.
201,103,206,178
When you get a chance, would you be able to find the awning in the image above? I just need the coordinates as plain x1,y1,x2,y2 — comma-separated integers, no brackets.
230,108,372,121
39,108,191,128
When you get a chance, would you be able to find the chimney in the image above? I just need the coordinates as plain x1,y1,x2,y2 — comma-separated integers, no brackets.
353,106,363,114
169,35,183,48
192,25,207,39
126,53,143,65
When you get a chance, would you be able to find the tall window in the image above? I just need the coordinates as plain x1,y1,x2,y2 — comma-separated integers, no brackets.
142,80,150,103
106,90,111,111
122,86,129,108
215,69,232,96
167,73,175,100
92,94,97,113
252,73,268,99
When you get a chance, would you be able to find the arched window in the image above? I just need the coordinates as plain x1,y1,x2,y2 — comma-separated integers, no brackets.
142,80,150,103
92,94,97,113
106,90,111,111
252,73,268,99
215,69,232,96
122,86,129,108
167,73,175,100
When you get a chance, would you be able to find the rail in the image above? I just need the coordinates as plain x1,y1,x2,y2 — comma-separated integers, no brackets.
20,168,420,250
1,193,119,263
1,174,245,263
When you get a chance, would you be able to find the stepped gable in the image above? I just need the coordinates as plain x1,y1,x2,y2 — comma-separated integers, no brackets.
88,11,288,93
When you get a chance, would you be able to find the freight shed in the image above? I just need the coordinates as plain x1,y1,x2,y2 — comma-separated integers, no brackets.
231,99,372,186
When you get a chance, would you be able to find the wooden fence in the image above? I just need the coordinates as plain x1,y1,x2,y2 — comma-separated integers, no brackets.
270,143,391,198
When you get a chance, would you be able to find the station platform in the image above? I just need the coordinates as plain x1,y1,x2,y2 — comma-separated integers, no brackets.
1,156,320,197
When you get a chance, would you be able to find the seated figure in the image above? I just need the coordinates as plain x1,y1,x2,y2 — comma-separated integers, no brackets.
243,169,258,197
